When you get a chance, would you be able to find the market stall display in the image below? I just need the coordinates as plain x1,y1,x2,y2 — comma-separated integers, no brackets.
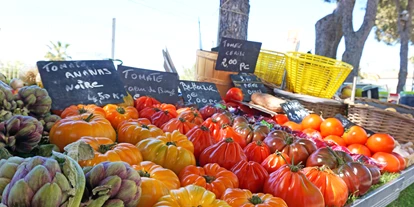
0,45,413,207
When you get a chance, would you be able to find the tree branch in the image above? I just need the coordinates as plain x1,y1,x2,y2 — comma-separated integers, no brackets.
342,0,356,37
356,0,380,39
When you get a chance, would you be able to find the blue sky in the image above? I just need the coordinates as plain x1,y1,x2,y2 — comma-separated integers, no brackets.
0,0,412,76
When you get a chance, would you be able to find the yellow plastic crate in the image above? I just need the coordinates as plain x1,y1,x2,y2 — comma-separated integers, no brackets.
285,52,353,99
254,50,286,85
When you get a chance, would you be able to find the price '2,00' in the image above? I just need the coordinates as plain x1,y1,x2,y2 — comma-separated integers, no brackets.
221,58,250,71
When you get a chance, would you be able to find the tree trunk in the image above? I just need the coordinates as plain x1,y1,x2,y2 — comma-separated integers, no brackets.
315,2,344,59
395,0,413,93
342,0,379,82
217,0,250,45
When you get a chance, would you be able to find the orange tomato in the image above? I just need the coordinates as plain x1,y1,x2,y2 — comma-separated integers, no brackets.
103,104,139,129
347,144,372,157
342,126,368,145
366,134,395,154
320,118,344,137
372,152,401,173
323,135,346,147
282,121,302,131
301,114,323,131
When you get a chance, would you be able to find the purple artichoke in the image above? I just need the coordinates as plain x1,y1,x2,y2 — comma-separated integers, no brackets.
1,154,86,207
0,115,43,153
0,83,16,112
82,161,142,207
17,85,52,117
0,157,26,200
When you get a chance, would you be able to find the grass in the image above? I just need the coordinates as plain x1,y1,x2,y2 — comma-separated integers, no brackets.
388,184,414,207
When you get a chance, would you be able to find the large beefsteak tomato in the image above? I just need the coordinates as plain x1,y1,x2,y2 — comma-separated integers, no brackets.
263,130,317,164
221,188,288,207
263,164,325,207
302,166,348,207
50,113,116,151
261,151,291,174
117,119,164,145
103,104,139,129
77,136,142,167
186,125,216,160
231,160,269,193
243,141,270,163
178,163,239,198
60,104,106,118
199,138,248,170
132,161,180,207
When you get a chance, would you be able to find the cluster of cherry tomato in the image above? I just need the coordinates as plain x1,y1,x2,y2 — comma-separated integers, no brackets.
274,114,405,173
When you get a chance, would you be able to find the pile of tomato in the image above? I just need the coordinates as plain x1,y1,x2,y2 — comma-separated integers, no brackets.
276,114,405,173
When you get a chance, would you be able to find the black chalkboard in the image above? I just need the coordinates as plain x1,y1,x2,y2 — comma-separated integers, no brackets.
215,37,262,73
117,65,179,104
231,73,269,102
280,100,310,124
178,80,222,108
334,114,376,136
36,60,127,110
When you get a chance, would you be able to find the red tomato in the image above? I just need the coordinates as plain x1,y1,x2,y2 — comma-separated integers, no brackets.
342,126,368,145
263,165,325,207
347,144,372,157
372,152,401,173
273,114,289,125
301,114,323,131
323,135,346,147
231,160,269,193
282,121,302,131
320,118,344,137
366,134,395,154
224,87,243,102
243,141,270,163
302,128,323,140
392,152,406,171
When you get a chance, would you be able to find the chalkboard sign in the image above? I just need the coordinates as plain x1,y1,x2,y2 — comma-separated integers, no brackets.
178,80,222,108
231,73,269,102
215,37,262,73
334,114,376,136
281,100,310,124
37,60,127,110
117,65,179,104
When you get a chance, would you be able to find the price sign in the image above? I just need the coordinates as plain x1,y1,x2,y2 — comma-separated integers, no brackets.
117,65,179,104
178,80,222,108
281,100,310,124
36,60,127,110
215,37,262,73
231,73,270,102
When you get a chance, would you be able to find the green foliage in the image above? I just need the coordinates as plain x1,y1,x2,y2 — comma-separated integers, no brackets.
179,64,196,81
44,41,72,61
0,61,25,82
375,0,414,45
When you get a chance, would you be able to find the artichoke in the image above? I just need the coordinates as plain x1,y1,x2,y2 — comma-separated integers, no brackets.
39,113,61,134
16,85,52,117
0,83,16,112
0,157,26,200
1,152,85,207
82,161,142,207
0,115,43,153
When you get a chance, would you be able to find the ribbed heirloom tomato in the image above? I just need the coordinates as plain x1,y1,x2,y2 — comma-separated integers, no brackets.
320,118,344,137
221,188,288,207
103,104,139,129
366,133,395,153
178,163,239,198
